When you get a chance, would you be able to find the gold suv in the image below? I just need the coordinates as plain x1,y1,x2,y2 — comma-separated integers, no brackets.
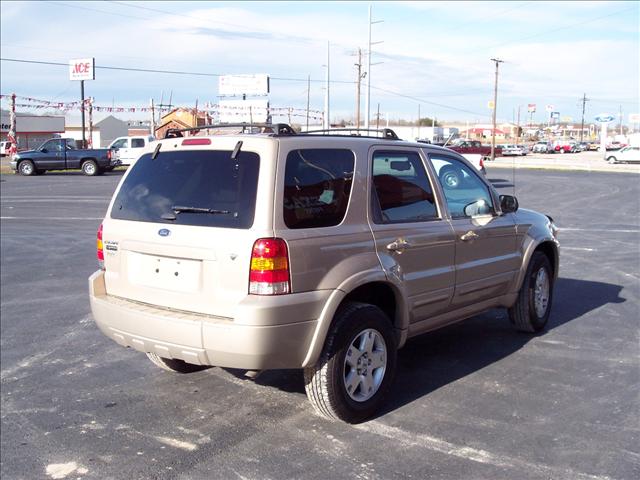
89,124,559,423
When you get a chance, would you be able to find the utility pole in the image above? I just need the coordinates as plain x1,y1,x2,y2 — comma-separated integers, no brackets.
150,98,156,134
376,103,380,129
619,105,623,135
354,48,365,127
580,93,589,143
306,74,310,131
324,41,330,129
417,104,421,139
516,105,521,145
80,80,86,148
490,58,504,161
365,5,383,129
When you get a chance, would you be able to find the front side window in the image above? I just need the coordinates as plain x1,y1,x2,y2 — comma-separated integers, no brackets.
371,150,437,223
42,139,64,152
430,154,494,218
283,149,354,229
111,150,260,229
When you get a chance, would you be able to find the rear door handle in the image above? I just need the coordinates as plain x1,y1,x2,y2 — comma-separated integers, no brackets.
460,230,479,242
387,238,411,252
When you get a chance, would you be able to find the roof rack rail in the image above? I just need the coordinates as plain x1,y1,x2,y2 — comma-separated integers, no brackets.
164,123,297,139
300,128,401,140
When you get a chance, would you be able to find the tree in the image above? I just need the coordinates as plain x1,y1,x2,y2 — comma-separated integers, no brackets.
418,117,440,127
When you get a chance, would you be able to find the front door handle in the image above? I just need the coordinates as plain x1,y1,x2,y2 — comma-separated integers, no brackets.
460,230,479,242
386,238,411,253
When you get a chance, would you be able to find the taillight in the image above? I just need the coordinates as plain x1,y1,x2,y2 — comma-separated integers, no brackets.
249,238,290,295
107,149,112,160
97,223,105,269
479,157,485,169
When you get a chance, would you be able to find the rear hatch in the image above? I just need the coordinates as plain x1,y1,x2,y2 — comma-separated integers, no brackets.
102,138,276,318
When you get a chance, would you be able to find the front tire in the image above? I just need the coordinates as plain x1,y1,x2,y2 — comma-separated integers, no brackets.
18,160,36,176
304,302,397,423
146,352,209,373
607,156,617,164
509,252,553,333
82,160,99,176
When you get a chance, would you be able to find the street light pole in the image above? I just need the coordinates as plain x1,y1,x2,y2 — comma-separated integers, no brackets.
490,58,504,161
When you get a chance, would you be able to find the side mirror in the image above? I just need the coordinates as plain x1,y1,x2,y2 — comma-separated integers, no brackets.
500,194,519,213
40,148,48,153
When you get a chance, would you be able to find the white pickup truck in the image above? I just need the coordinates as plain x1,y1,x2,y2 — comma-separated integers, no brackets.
108,135,155,166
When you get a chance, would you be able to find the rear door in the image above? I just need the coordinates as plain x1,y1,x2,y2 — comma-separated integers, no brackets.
102,141,274,318
427,152,519,308
368,147,456,323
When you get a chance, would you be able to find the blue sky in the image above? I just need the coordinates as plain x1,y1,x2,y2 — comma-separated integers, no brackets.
1,1,638,125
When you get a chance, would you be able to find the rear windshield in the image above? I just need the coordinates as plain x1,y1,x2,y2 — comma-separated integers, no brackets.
111,149,260,228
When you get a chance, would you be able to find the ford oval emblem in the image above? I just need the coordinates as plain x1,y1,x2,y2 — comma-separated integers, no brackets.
158,228,171,237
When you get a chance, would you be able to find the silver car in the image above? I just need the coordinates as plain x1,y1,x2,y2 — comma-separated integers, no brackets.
89,124,559,423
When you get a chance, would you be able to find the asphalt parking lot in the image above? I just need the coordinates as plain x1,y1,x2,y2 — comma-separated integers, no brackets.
1,168,638,480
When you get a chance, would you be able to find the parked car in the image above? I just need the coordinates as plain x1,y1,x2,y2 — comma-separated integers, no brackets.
605,146,640,164
501,144,527,156
10,137,118,176
606,141,626,151
0,140,13,157
108,135,155,166
89,123,559,423
445,139,502,159
589,142,600,151
532,141,552,154
577,142,590,152
552,141,572,154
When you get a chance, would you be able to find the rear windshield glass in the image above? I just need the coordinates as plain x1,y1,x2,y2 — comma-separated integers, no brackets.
111,150,260,228
283,149,355,229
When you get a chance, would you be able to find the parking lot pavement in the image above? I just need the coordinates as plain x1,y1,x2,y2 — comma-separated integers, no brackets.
1,169,638,480
490,150,640,173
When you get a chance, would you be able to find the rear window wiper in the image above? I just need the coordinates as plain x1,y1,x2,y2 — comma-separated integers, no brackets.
161,205,232,220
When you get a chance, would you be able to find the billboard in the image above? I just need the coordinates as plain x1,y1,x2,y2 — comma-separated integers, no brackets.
487,100,495,110
219,74,270,96
545,104,554,112
527,104,536,113
629,113,640,123
218,99,270,123
550,112,560,119
69,58,95,81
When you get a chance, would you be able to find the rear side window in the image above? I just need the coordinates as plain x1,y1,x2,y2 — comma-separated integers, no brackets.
131,138,145,148
371,150,438,223
111,150,260,229
283,149,355,229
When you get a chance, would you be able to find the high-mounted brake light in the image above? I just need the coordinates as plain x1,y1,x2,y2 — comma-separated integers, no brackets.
181,138,211,146
249,238,290,295
97,223,105,270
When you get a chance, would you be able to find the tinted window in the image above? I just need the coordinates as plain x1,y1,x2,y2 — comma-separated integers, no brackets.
111,139,128,149
131,138,145,148
371,151,437,223
111,150,260,229
429,154,494,218
42,139,64,152
283,149,354,229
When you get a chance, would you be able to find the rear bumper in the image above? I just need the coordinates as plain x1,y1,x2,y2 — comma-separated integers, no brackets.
89,270,325,370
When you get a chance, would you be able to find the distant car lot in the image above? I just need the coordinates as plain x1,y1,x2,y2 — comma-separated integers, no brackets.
1,169,638,479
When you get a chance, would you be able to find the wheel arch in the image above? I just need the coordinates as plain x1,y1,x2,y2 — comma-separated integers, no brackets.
512,238,559,295
301,273,409,368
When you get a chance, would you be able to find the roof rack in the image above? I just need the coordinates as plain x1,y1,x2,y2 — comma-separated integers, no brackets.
164,123,297,139
300,128,401,140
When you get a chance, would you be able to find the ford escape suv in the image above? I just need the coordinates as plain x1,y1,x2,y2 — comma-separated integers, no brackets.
89,124,559,423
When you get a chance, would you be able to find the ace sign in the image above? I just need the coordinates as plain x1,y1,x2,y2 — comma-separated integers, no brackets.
69,58,95,81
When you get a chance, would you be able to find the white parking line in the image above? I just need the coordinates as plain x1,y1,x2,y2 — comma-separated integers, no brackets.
561,228,639,233
562,247,595,252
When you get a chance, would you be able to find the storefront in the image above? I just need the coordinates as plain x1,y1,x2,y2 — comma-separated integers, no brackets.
0,110,65,150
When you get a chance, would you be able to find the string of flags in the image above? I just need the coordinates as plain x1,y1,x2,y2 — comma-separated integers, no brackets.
0,94,324,119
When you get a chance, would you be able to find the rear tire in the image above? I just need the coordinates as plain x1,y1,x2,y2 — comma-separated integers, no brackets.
509,252,553,333
304,302,397,423
146,352,209,373
607,156,617,164
82,160,99,176
18,160,36,176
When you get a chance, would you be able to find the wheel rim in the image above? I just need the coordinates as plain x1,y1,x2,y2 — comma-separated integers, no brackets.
21,162,33,175
84,163,96,174
533,268,550,318
343,328,387,402
444,172,459,188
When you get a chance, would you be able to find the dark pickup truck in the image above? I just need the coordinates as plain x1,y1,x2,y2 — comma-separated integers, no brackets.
10,138,118,176
445,139,502,159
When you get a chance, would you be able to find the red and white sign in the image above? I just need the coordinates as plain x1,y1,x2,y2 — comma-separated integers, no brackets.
528,104,536,113
219,74,269,96
69,58,95,81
